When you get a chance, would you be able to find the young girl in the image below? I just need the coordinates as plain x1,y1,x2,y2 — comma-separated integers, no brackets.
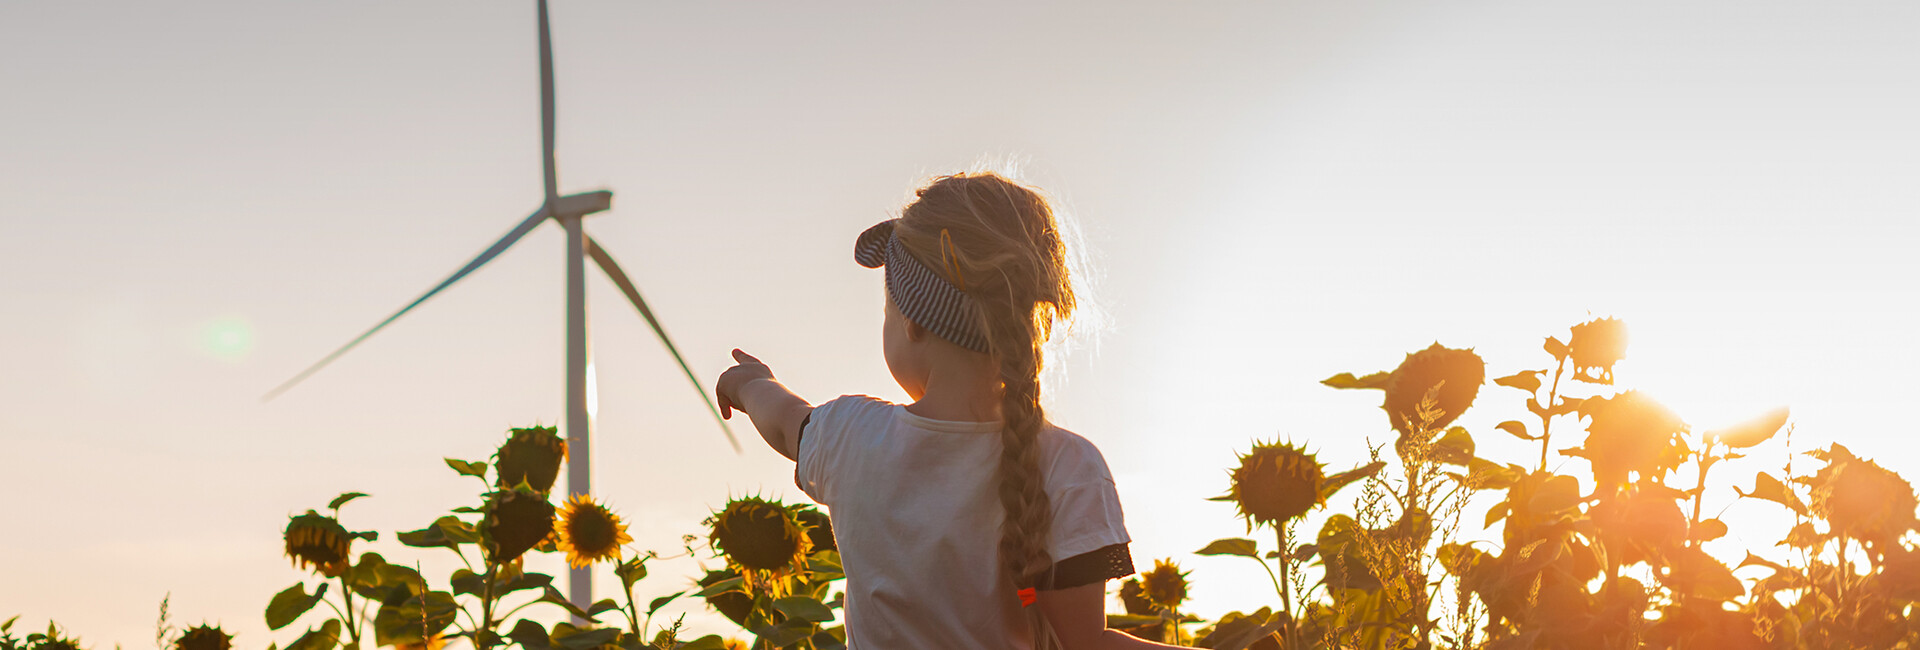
715,172,1180,649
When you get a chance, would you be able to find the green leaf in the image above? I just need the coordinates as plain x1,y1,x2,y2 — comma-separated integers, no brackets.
1711,407,1790,449
445,458,488,478
507,620,551,650
1544,336,1568,361
498,571,554,596
450,570,483,597
696,576,745,598
1735,472,1808,516
1321,461,1387,501
537,585,598,621
266,582,329,631
1495,420,1538,441
674,637,729,650
1483,503,1510,527
1321,371,1391,390
751,620,819,648
1693,518,1729,543
1433,427,1474,466
553,627,620,650
1106,614,1161,628
287,619,342,650
615,558,647,591
328,492,369,510
772,596,836,623
398,516,479,550
1493,371,1542,394
648,591,686,615
587,599,622,617
1526,475,1582,516
1194,538,1260,558
372,591,457,647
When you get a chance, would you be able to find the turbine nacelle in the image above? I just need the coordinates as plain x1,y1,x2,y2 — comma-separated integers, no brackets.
547,190,612,221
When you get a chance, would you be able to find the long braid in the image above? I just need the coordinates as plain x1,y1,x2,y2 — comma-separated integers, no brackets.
898,172,1076,646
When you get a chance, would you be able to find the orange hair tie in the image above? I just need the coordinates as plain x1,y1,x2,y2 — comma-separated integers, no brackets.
939,228,969,292
1017,587,1037,607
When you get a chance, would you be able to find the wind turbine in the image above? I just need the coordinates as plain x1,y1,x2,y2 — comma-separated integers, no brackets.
264,0,741,611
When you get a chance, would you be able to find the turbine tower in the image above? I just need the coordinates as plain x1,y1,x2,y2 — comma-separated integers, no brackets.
265,0,740,611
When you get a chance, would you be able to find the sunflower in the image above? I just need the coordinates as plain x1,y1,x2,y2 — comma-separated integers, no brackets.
709,496,812,593
285,511,353,577
1809,444,1918,549
557,494,633,568
1567,318,1628,384
483,488,555,564
1569,390,1688,488
792,505,836,553
1222,441,1325,530
722,640,750,650
699,568,754,627
173,625,232,650
1140,559,1191,610
495,426,567,494
1382,343,1485,435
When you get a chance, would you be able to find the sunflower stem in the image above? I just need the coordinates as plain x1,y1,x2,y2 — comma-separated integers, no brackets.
1538,356,1567,472
337,574,360,644
478,558,499,649
1276,524,1295,647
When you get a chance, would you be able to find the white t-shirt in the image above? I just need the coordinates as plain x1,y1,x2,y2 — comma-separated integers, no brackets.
796,395,1132,649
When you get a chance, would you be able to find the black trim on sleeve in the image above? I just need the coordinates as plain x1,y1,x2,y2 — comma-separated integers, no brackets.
791,412,812,491
1036,543,1134,591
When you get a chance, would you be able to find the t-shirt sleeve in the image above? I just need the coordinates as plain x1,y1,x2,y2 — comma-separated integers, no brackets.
1042,432,1131,565
795,395,887,506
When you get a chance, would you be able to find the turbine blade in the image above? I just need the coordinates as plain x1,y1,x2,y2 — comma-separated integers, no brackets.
586,235,743,453
263,208,551,401
537,0,558,204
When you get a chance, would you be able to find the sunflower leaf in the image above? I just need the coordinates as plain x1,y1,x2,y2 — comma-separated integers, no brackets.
537,585,598,622
552,626,619,650
286,619,341,650
507,621,551,650
615,558,648,591
1493,371,1543,394
1496,421,1538,441
587,599,622,617
696,576,745,598
444,458,488,479
498,572,553,596
752,619,819,648
1321,461,1387,501
1711,407,1791,449
327,492,370,510
647,591,685,615
1321,371,1391,390
1194,538,1259,559
1735,472,1808,517
773,596,836,623
266,582,329,631
673,637,729,650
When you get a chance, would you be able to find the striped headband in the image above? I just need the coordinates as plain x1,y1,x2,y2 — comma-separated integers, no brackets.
855,220,989,353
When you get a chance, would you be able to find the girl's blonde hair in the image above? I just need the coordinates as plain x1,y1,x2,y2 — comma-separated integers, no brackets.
894,171,1077,643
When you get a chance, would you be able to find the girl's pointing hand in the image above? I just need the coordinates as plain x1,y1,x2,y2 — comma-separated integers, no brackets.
715,348,775,419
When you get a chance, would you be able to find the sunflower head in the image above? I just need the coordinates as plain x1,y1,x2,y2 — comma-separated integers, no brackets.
557,494,632,569
1383,343,1485,435
699,569,755,627
173,625,232,650
1568,318,1629,383
1140,559,1191,610
483,488,555,564
495,426,567,494
1569,390,1688,488
1224,441,1326,530
792,505,836,554
709,496,812,593
1809,444,1918,548
285,511,353,577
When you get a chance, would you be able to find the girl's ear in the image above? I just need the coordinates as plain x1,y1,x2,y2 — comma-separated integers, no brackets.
905,319,929,343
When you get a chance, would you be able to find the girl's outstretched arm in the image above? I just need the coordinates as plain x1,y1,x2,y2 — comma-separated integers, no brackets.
714,349,811,461
1037,583,1187,650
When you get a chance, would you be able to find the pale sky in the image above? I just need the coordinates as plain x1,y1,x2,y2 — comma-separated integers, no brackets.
4,1,1918,647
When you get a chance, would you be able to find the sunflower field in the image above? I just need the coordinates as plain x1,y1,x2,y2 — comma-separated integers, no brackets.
8,317,1919,649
